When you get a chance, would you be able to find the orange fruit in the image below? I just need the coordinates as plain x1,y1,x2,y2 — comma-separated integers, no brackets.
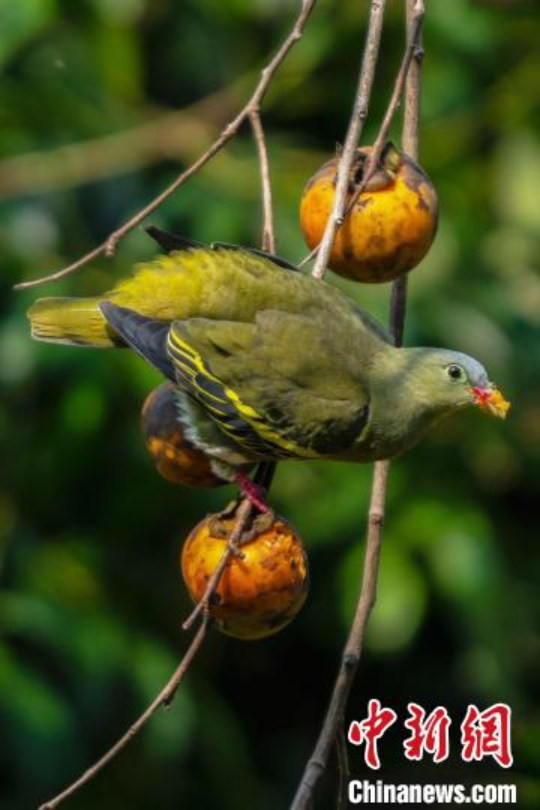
300,142,438,283
141,382,225,487
181,514,309,640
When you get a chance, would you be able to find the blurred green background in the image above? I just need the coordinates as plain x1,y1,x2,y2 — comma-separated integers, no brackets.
0,0,538,807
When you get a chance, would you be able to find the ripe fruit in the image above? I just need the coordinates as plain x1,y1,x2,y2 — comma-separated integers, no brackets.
141,382,225,487
300,142,438,283
181,513,309,640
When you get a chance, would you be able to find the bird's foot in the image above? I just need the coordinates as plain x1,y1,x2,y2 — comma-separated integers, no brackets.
234,471,270,514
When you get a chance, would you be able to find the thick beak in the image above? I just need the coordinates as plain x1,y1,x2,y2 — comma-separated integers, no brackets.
471,386,511,419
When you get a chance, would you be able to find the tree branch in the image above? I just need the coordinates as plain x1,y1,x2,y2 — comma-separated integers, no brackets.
310,0,387,280
291,2,425,807
335,726,350,810
390,0,423,345
182,498,254,631
249,110,276,254
345,6,424,217
301,0,424,272
14,0,316,291
39,616,210,810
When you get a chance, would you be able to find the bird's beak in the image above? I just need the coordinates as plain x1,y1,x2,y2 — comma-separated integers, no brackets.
470,386,511,419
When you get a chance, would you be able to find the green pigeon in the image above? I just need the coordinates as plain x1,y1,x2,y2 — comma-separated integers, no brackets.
27,227,510,509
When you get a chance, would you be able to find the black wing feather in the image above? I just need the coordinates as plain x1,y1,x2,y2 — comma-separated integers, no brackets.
144,226,203,254
99,302,175,380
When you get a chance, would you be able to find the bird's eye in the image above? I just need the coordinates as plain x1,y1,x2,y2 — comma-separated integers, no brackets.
446,364,464,381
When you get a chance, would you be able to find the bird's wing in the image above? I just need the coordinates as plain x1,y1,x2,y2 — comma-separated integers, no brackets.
144,225,299,272
99,302,175,379
167,311,371,460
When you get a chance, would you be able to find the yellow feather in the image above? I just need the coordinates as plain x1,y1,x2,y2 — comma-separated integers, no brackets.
28,297,116,348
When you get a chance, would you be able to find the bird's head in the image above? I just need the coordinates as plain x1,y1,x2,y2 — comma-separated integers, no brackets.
405,349,511,419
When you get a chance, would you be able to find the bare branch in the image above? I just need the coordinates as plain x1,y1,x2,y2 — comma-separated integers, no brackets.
304,0,425,275
15,0,316,291
249,110,276,253
40,468,276,808
290,462,390,809
39,616,210,810
345,6,424,216
183,452,276,629
311,0,386,280
390,0,424,346
182,498,253,631
402,0,424,161
335,726,350,810
291,2,425,807
40,467,276,806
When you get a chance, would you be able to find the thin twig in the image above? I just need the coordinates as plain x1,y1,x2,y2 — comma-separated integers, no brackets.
344,7,424,215
300,1,424,273
290,463,390,810
311,0,386,280
182,498,253,631
249,110,276,254
390,0,424,344
39,616,210,810
15,0,316,291
335,726,350,810
401,0,423,161
291,2,425,807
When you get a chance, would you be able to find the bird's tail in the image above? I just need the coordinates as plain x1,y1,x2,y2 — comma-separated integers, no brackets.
27,296,120,347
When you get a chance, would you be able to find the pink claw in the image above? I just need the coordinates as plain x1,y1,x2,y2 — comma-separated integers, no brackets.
234,471,269,513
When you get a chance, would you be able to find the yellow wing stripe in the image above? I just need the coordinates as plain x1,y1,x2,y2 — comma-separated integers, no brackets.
167,328,323,459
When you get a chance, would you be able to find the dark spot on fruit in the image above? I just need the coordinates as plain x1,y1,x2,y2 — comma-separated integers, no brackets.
368,235,386,251
266,608,293,629
354,196,373,212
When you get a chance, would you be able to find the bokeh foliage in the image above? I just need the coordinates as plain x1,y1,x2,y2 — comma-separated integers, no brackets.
0,0,539,807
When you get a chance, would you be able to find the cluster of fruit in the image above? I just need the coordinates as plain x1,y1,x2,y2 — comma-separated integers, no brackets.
140,143,438,640
142,382,309,640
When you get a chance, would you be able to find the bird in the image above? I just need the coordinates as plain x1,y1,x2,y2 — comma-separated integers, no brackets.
27,226,510,510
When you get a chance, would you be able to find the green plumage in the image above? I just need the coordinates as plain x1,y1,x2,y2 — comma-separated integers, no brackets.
27,234,502,476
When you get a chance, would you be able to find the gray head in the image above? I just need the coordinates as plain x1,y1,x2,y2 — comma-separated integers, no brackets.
405,348,510,419
434,349,490,388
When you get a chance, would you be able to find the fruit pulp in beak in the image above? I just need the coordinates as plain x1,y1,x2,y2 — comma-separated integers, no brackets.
472,387,511,419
